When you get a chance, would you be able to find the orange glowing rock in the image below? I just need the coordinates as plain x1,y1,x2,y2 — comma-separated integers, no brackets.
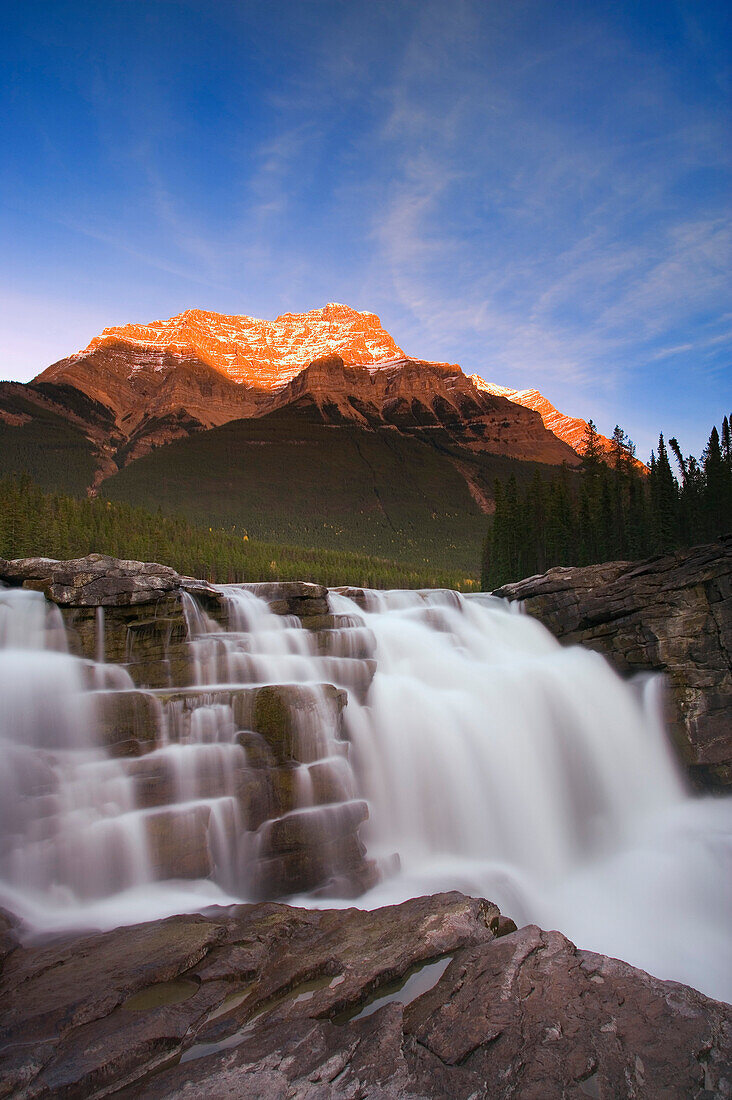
469,376,646,468
83,304,405,389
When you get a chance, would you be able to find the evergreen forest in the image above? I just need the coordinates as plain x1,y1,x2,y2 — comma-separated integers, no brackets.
2,414,729,595
0,475,472,591
482,416,732,589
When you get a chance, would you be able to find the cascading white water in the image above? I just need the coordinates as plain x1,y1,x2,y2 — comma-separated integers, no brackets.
0,580,729,1001
0,582,364,931
323,588,732,1002
0,588,151,911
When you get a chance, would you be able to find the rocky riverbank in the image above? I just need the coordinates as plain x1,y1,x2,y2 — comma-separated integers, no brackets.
495,535,732,789
1,893,729,1099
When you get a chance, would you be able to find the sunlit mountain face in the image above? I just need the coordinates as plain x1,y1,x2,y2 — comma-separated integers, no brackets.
63,303,406,388
49,303,624,466
0,302,593,568
19,303,580,474
470,376,647,471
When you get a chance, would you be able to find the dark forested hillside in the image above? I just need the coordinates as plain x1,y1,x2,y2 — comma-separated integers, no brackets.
0,390,98,494
99,405,562,575
0,475,473,589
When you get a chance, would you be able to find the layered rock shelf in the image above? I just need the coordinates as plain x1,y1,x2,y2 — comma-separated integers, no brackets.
0,555,379,901
495,535,732,788
4,541,729,790
0,893,728,1099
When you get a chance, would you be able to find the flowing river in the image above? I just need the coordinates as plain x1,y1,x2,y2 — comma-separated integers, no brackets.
0,582,730,1002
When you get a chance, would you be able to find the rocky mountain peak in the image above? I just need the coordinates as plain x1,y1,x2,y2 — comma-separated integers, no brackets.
469,375,646,468
72,304,405,390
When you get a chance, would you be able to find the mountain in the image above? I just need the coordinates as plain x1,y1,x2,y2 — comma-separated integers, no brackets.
18,306,578,477
100,403,570,574
469,376,646,470
23,304,406,468
470,378,592,452
1,302,605,570
50,303,406,389
271,355,577,465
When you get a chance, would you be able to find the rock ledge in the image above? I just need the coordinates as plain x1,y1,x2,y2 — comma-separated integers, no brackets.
0,893,728,1099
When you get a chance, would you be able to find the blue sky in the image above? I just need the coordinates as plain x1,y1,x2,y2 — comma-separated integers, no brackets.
2,0,730,459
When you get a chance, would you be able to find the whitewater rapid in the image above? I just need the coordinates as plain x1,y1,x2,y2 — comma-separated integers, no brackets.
0,582,730,1002
322,590,732,1003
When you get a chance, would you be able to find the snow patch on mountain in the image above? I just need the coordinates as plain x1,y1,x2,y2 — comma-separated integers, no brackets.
80,304,405,388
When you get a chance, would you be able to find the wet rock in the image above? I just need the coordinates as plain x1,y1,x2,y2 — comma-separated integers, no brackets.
103,682,365,897
307,758,354,804
124,653,196,690
320,656,376,698
93,690,162,752
311,625,376,660
252,835,379,899
0,910,19,973
240,582,329,601
125,616,188,662
235,758,353,833
126,757,179,809
496,535,732,789
1,894,727,1100
236,730,277,768
178,576,224,605
234,581,331,621
0,557,58,586
68,605,195,690
403,924,732,1099
490,913,518,937
60,597,183,665
246,683,347,765
258,800,368,856
234,766,280,832
330,585,368,609
144,805,213,880
298,613,366,631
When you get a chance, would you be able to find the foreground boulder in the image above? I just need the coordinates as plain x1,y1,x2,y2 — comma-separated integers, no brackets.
496,536,732,789
0,894,728,1099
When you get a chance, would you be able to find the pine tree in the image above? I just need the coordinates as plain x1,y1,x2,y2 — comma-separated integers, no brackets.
701,426,731,539
650,434,678,551
581,419,602,473
527,470,546,576
722,416,732,469
599,469,615,559
482,482,504,588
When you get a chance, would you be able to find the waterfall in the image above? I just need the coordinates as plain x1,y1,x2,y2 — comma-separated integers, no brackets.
0,588,151,911
327,589,732,1001
0,581,729,1001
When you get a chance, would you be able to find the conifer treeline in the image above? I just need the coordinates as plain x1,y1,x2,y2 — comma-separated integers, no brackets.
0,475,472,591
482,416,732,589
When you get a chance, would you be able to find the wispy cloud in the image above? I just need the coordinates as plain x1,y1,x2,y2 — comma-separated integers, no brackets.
57,215,230,290
2,0,729,457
